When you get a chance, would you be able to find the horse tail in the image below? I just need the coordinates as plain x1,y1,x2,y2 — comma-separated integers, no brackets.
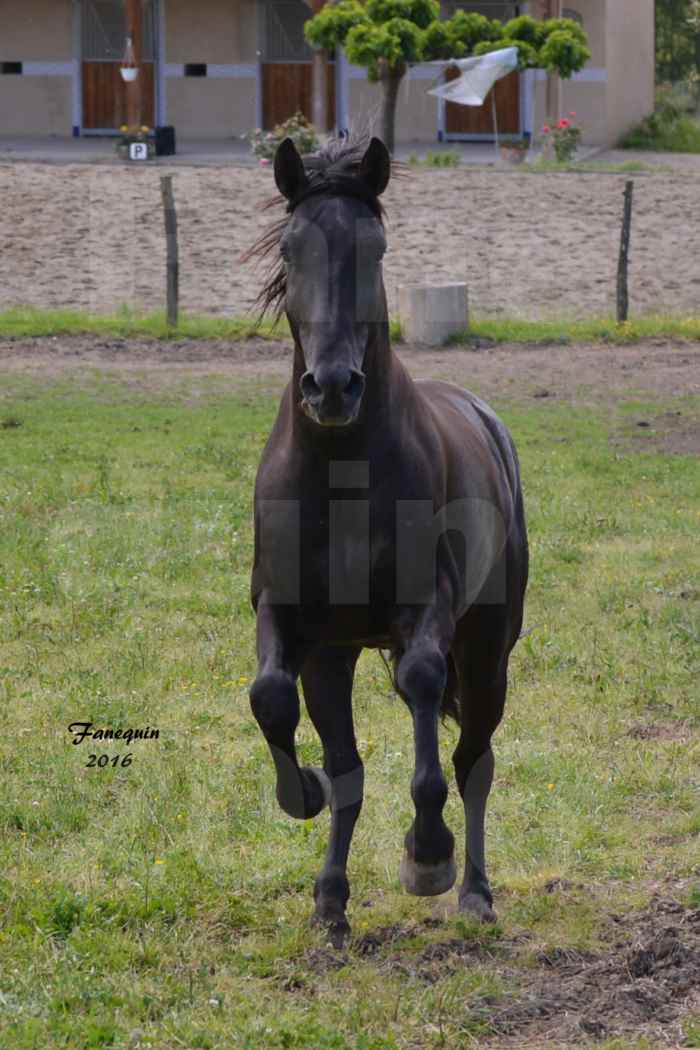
440,652,461,724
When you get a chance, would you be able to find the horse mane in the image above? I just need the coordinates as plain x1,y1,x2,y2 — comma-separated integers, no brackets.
241,126,403,323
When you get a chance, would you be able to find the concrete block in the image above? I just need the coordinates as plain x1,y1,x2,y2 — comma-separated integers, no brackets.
398,283,468,346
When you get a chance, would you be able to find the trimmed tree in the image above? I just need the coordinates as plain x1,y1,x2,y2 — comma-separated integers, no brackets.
305,5,590,153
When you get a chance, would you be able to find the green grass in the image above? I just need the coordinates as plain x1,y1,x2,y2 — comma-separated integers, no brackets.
450,314,700,346
0,306,287,341
0,373,698,1048
3,307,700,349
0,306,404,346
406,150,461,167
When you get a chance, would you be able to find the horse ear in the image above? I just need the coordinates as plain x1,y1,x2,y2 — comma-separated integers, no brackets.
274,137,309,202
358,137,391,197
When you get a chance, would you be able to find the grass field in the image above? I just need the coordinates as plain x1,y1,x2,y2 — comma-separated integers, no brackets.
0,355,699,1049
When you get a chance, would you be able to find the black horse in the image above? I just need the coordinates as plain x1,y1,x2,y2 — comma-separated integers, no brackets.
246,132,528,945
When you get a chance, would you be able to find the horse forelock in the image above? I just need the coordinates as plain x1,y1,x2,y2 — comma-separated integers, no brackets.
242,130,399,323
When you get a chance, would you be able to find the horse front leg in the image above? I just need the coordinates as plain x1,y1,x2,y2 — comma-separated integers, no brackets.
396,607,457,897
451,682,502,923
300,646,363,947
249,599,331,820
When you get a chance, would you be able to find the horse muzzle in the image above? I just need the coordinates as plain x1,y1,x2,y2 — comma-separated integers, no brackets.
300,367,365,427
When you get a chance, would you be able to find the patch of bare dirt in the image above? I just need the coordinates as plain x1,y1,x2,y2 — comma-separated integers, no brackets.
627,721,696,742
483,895,700,1046
299,891,700,1044
371,895,700,1046
611,408,700,457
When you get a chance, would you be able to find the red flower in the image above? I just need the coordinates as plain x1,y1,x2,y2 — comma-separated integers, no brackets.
557,118,570,129
568,111,577,118
542,124,551,134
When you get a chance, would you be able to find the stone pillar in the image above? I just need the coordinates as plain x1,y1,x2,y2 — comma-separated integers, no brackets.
398,284,469,346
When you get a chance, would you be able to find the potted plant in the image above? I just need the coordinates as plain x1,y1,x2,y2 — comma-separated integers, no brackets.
116,125,154,160
499,136,530,165
244,111,320,166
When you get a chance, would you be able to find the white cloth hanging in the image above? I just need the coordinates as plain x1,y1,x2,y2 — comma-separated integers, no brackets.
425,46,519,106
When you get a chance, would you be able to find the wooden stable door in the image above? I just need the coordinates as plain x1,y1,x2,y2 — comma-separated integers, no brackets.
81,0,155,130
82,63,154,130
262,63,335,131
445,68,520,137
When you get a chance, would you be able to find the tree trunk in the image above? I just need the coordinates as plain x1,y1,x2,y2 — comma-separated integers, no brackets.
310,0,329,131
377,60,405,155
125,0,143,129
545,0,562,122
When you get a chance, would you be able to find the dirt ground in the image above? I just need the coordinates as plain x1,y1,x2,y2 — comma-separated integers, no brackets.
2,162,700,320
300,882,700,1048
1,334,698,456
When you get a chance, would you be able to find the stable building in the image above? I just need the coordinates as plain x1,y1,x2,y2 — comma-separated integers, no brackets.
0,0,655,147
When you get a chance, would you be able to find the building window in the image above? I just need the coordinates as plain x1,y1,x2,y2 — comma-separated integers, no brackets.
261,0,314,61
1,62,23,74
81,0,155,62
184,64,207,77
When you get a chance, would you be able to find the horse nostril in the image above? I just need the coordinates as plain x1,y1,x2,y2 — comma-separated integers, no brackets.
300,371,322,404
345,370,365,401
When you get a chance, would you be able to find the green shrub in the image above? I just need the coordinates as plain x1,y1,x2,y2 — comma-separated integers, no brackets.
621,87,700,152
245,111,319,162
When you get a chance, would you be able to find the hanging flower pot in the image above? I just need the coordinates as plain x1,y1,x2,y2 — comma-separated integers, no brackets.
120,35,139,83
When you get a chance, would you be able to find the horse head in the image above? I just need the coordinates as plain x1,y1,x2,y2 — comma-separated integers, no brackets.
273,135,391,427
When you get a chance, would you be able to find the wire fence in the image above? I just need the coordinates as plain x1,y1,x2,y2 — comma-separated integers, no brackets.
1,162,699,323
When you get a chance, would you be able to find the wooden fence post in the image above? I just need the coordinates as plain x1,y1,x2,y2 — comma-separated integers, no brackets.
160,175,179,328
617,180,634,324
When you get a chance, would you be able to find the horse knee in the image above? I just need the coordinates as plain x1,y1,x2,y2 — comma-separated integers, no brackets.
249,670,299,739
397,647,446,706
411,767,448,811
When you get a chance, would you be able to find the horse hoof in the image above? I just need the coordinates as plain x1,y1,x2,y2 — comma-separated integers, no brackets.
306,766,332,810
310,911,351,949
277,766,331,819
458,891,497,924
399,852,457,897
